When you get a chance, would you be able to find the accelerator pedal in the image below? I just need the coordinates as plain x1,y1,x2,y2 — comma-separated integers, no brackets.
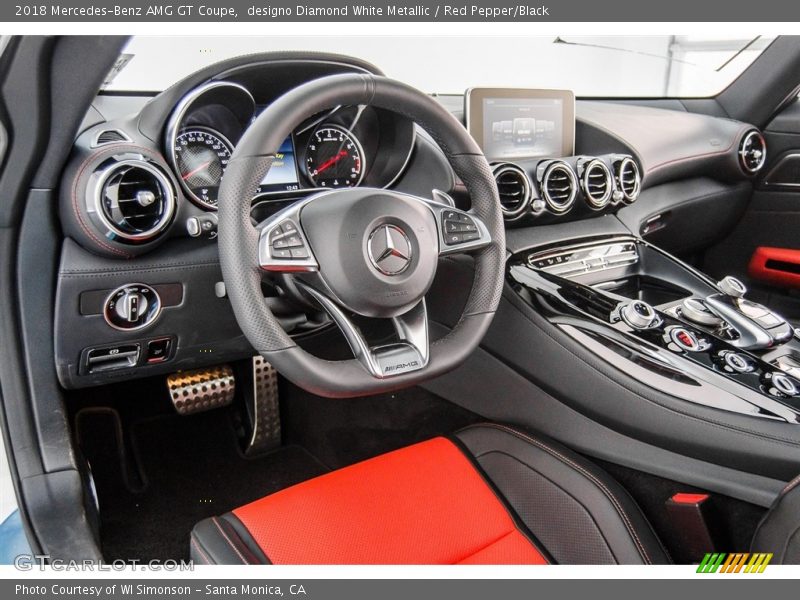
243,356,282,456
167,365,235,416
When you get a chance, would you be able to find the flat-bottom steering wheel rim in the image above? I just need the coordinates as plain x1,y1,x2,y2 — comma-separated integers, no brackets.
217,73,505,398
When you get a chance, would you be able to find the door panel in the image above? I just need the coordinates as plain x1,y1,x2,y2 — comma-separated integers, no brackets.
704,98,800,322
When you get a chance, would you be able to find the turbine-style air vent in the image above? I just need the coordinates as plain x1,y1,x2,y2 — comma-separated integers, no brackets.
615,157,641,204
739,130,767,174
96,160,175,241
541,161,577,214
492,163,532,219
581,159,613,209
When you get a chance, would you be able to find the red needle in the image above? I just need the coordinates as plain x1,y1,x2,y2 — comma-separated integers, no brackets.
315,150,348,174
181,160,213,181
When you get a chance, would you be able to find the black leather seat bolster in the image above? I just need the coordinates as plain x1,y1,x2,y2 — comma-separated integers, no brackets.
454,424,671,565
751,474,800,564
190,513,270,565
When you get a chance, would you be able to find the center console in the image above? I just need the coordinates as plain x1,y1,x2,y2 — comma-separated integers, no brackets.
508,237,800,424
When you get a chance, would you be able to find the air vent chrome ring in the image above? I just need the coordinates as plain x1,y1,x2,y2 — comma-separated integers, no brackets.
581,159,613,210
89,157,176,242
616,157,641,204
739,130,767,174
492,163,532,219
541,161,577,214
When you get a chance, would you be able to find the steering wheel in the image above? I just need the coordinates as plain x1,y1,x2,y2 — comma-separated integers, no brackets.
217,74,505,398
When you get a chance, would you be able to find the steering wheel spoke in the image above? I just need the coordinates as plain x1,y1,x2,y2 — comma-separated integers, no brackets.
257,197,320,272
433,205,492,256
297,280,429,379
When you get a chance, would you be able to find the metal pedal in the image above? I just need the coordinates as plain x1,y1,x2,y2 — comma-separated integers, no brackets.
167,365,235,416
243,356,281,455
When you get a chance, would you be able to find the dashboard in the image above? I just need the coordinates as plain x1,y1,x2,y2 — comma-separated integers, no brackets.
53,51,768,389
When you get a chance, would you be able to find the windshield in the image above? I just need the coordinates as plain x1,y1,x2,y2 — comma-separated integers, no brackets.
108,35,775,97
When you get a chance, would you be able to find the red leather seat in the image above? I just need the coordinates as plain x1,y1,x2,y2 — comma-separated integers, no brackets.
190,424,669,564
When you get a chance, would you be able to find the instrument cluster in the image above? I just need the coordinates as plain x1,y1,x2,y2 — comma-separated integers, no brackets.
165,81,415,211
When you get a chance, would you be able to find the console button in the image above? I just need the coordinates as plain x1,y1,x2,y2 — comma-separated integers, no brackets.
718,276,747,298
721,351,754,373
669,327,702,352
621,300,658,329
769,372,799,397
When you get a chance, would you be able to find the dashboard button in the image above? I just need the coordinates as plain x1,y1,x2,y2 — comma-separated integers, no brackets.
147,338,171,363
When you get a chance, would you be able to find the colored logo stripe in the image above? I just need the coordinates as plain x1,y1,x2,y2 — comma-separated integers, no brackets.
697,553,773,573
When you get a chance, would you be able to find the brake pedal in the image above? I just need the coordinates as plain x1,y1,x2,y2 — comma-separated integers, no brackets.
167,365,235,416
243,356,281,455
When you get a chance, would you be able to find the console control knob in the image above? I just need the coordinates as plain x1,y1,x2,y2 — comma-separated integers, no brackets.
720,351,754,373
621,300,658,329
680,297,722,327
104,284,162,331
718,276,747,298
769,372,799,397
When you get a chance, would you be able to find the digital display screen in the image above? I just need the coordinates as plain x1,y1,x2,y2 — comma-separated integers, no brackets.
257,136,300,194
466,88,575,161
482,98,564,160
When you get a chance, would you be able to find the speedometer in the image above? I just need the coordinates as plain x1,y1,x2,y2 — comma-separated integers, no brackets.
305,125,365,188
173,128,233,209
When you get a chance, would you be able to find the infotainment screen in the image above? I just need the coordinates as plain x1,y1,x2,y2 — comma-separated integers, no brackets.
257,136,301,194
465,88,575,161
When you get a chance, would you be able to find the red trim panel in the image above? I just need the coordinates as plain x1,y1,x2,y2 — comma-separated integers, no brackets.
748,246,800,289
670,493,710,505
233,437,547,565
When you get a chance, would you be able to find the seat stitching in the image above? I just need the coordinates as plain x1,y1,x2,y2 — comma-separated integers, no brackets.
475,423,653,564
781,473,800,495
190,535,212,565
453,529,518,564
211,516,250,564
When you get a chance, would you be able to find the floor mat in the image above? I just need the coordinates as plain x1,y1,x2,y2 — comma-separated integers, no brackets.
280,382,483,470
82,408,328,562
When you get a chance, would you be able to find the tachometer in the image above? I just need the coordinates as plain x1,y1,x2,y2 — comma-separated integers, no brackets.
305,125,365,188
173,128,233,209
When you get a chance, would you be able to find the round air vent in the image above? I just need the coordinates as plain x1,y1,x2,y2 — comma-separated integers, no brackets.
739,130,767,174
95,160,176,242
580,159,613,209
541,161,577,214
492,163,532,219
615,157,641,204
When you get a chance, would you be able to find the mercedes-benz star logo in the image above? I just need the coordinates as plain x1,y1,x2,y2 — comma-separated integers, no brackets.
367,224,412,276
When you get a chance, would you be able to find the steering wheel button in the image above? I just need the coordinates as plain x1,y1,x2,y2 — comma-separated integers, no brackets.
290,248,309,259
272,248,292,259
280,220,298,233
284,234,303,248
446,233,464,245
272,238,288,249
